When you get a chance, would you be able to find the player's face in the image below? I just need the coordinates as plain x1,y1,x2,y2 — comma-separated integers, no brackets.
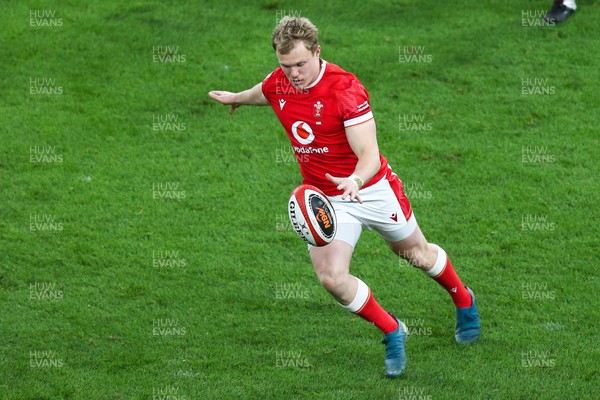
277,41,321,90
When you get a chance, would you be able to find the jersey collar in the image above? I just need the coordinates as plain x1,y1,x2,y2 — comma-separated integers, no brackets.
305,59,327,90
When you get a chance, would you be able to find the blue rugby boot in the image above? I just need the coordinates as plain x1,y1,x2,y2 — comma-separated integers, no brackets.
455,287,480,344
382,314,408,378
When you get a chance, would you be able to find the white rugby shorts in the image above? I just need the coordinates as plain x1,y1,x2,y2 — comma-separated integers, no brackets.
324,170,417,248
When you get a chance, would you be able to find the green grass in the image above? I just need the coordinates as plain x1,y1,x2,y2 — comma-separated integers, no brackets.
1,0,599,398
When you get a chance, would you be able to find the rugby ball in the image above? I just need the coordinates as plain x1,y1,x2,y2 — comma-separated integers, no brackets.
288,184,337,247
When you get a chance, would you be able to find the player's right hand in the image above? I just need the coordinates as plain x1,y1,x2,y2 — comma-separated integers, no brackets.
208,91,241,114
325,173,363,204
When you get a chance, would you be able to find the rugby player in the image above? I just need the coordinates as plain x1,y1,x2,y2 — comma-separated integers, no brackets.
208,16,480,378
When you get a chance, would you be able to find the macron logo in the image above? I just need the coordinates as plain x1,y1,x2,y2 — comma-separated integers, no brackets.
279,99,286,110
450,287,458,293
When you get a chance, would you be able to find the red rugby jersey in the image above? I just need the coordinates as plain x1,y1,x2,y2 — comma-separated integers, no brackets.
262,60,388,195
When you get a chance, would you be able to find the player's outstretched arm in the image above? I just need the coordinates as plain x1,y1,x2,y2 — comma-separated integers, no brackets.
208,82,269,114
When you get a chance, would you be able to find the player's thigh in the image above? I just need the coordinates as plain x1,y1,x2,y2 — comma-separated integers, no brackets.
309,236,356,280
308,206,362,279
386,224,439,269
309,237,358,302
386,224,428,259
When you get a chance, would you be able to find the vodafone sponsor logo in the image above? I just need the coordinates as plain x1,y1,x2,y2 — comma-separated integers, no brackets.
291,121,315,145
293,146,329,154
291,120,328,154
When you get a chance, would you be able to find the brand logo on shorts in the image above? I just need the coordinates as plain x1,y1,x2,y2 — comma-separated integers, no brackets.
390,213,398,222
291,121,315,145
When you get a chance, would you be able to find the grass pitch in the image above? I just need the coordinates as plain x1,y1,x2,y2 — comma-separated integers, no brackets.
1,0,599,399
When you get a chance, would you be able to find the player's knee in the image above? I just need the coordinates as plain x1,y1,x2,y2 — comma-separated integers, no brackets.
318,273,346,294
314,265,350,294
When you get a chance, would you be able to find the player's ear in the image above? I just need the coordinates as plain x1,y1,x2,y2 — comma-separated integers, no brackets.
314,45,321,58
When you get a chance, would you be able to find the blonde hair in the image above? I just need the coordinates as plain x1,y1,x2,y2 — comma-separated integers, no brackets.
272,16,319,54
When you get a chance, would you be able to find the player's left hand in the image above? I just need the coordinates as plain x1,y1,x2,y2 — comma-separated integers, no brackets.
326,173,363,204
207,90,241,114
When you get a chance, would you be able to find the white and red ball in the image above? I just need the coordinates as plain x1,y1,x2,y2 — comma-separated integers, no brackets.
288,184,337,247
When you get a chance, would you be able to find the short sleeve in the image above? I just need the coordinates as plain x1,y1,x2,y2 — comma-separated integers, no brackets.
337,78,374,128
261,71,274,101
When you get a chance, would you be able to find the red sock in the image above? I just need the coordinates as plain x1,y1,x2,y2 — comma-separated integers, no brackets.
343,278,398,334
356,290,399,334
427,245,472,308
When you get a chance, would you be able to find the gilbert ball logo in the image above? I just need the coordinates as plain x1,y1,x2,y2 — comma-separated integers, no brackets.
291,121,314,145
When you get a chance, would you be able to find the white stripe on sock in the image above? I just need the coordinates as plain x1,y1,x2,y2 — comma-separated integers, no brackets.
425,244,446,277
563,0,577,10
341,277,370,313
